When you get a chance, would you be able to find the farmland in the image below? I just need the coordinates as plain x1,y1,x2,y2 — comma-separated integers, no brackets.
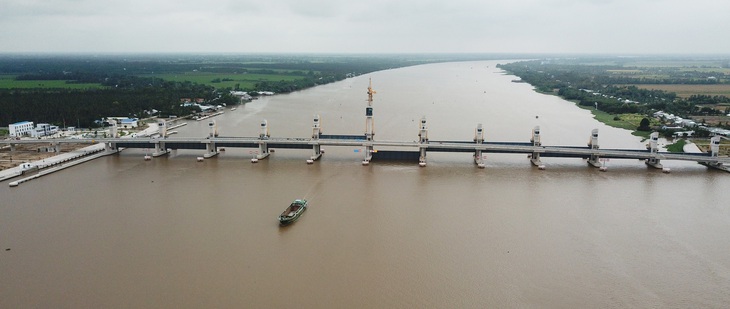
0,75,103,89
634,84,730,98
148,72,307,89
499,56,730,136
2,53,496,127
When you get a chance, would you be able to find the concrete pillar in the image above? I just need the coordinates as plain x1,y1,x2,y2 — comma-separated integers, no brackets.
208,120,218,138
108,119,118,138
158,119,167,138
257,120,270,160
418,116,428,167
474,123,485,168
104,142,117,152
530,126,543,166
587,129,601,167
152,139,169,157
310,115,322,161
710,136,721,157
362,146,373,165
645,132,663,169
204,141,218,158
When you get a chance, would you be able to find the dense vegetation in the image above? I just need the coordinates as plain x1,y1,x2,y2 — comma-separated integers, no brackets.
0,53,514,128
1,78,212,128
498,58,730,132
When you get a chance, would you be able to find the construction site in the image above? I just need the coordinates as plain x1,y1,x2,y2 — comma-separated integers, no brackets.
0,142,90,171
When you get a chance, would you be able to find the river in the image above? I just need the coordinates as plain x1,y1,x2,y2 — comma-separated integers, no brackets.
2,60,729,308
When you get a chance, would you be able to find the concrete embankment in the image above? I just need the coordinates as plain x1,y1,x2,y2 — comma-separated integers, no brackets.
682,142,703,153
3,144,117,186
0,170,22,182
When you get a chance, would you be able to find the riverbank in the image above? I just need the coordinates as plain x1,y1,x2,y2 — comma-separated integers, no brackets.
7,146,115,187
0,143,110,184
532,89,652,138
0,142,92,171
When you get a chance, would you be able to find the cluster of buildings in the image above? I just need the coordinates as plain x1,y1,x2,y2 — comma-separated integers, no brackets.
8,117,140,139
180,98,224,113
230,91,253,101
580,89,639,104
653,111,730,137
8,121,60,138
230,91,275,100
105,117,139,129
654,111,697,129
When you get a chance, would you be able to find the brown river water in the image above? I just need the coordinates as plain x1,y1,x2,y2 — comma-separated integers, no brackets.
2,61,730,308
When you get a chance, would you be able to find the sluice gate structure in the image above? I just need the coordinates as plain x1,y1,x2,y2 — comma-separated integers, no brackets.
5,122,728,173
2,79,729,173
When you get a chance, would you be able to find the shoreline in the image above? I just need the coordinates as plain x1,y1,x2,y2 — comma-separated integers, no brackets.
530,89,651,138
1,143,114,185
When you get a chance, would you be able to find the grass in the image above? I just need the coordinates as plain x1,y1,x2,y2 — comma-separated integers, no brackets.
695,139,730,156
0,71,311,90
573,104,654,137
0,75,103,89
666,139,687,152
149,72,308,89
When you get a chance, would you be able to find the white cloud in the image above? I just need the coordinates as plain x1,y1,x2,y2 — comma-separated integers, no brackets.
1,0,729,54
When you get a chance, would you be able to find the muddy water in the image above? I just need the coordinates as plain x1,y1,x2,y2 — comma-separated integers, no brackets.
2,61,729,308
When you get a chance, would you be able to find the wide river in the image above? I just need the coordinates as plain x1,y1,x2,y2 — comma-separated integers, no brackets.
2,61,729,308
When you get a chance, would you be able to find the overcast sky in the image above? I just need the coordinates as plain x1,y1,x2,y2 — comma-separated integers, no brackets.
1,0,728,54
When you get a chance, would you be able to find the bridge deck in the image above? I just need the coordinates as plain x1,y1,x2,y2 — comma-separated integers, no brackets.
2,136,727,166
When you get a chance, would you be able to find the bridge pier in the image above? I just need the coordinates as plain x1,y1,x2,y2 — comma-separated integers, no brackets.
311,144,322,161
700,136,730,172
644,132,663,169
152,140,169,157
310,115,323,162
204,141,219,158
104,142,118,152
474,123,485,168
530,126,543,167
418,116,428,167
257,120,271,160
362,146,373,165
199,120,219,158
587,129,602,167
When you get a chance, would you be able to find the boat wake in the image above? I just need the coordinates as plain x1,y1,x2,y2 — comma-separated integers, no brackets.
302,179,324,203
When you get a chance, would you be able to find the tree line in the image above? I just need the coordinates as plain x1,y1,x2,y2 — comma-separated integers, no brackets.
0,77,212,127
498,60,730,118
0,53,517,128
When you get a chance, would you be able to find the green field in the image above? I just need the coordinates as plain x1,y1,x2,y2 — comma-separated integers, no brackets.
0,71,311,90
666,139,687,153
148,72,308,89
572,103,656,137
0,75,103,89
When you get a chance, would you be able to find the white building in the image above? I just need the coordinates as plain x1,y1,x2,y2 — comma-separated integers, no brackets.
31,123,59,138
9,121,34,137
107,117,139,128
120,118,138,128
230,91,253,101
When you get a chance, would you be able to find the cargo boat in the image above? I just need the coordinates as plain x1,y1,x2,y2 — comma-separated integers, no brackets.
278,199,307,225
